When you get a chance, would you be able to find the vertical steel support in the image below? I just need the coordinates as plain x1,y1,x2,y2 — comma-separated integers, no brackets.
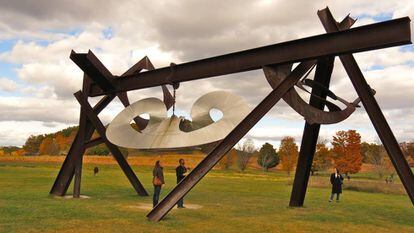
74,91,149,196
318,7,414,205
289,57,334,206
146,61,315,222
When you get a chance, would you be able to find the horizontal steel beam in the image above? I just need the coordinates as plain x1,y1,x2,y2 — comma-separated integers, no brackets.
70,50,115,91
83,17,411,96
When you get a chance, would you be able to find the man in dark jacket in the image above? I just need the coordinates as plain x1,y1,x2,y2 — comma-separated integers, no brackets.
176,158,188,208
329,168,344,202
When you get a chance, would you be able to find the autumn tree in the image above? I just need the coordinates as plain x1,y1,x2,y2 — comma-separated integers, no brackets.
257,143,279,172
331,130,362,176
311,142,332,175
23,135,45,155
218,148,237,169
401,142,414,163
279,136,299,175
39,137,60,155
236,139,256,171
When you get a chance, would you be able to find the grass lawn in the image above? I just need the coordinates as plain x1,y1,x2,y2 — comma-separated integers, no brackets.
0,161,413,233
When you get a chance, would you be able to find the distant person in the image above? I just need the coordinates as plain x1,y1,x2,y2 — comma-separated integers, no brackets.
176,158,188,208
329,168,344,202
152,160,165,207
93,167,99,176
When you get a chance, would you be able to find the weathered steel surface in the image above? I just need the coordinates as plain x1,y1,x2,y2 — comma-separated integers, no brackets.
106,91,250,149
74,91,149,196
85,18,411,96
318,7,414,205
263,15,357,125
289,56,335,206
49,83,115,196
70,50,115,91
147,61,315,222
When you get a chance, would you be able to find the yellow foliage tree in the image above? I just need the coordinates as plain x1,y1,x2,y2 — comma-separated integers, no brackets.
279,136,299,175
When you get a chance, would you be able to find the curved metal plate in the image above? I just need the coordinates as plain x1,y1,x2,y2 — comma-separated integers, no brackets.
106,91,250,149
263,65,357,124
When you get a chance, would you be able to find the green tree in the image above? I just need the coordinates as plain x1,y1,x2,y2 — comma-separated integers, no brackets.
257,143,279,172
86,144,110,156
23,135,45,155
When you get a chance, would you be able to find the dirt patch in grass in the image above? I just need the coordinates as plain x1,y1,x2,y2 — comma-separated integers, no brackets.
126,203,203,211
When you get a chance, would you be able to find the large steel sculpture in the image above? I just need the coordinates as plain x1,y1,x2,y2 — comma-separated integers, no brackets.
51,7,414,222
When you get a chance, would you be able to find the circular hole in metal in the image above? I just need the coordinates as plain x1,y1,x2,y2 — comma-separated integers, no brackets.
209,108,223,122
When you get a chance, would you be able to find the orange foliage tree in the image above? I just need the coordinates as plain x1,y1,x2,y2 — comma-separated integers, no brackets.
332,130,362,175
279,136,298,175
39,137,60,155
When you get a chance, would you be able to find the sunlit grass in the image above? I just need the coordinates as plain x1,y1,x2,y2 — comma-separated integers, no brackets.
0,160,413,233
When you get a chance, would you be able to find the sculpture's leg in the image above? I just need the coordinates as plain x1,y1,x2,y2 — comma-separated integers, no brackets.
50,95,115,196
74,91,149,196
73,111,90,198
146,61,315,222
318,7,414,205
289,57,334,207
73,153,83,198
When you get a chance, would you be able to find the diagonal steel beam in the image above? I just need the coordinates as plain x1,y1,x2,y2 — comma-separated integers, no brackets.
146,61,315,222
318,7,414,205
74,91,149,196
87,18,411,96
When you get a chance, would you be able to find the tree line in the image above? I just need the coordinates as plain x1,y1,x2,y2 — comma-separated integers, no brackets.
1,127,414,179
218,130,414,179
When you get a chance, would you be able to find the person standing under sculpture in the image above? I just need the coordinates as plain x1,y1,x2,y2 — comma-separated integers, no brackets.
329,168,344,202
176,159,188,208
152,161,165,207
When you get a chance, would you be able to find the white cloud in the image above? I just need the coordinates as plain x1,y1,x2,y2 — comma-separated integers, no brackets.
0,77,18,92
1,0,414,147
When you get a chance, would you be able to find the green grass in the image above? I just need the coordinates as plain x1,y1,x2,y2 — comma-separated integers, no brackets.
0,162,413,233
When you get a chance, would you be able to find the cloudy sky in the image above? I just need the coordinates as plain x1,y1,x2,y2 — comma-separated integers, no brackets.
1,0,414,148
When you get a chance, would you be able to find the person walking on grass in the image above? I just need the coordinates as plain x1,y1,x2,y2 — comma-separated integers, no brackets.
152,160,165,207
176,158,189,208
329,167,344,202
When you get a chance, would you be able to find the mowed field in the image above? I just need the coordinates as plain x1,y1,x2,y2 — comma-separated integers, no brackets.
0,156,414,233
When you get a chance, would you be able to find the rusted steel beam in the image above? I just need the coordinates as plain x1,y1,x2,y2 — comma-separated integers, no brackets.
146,61,315,222
50,91,116,196
289,13,355,207
84,136,105,148
70,50,115,91
74,91,149,196
86,18,411,96
289,57,335,206
318,7,414,205
117,56,158,130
